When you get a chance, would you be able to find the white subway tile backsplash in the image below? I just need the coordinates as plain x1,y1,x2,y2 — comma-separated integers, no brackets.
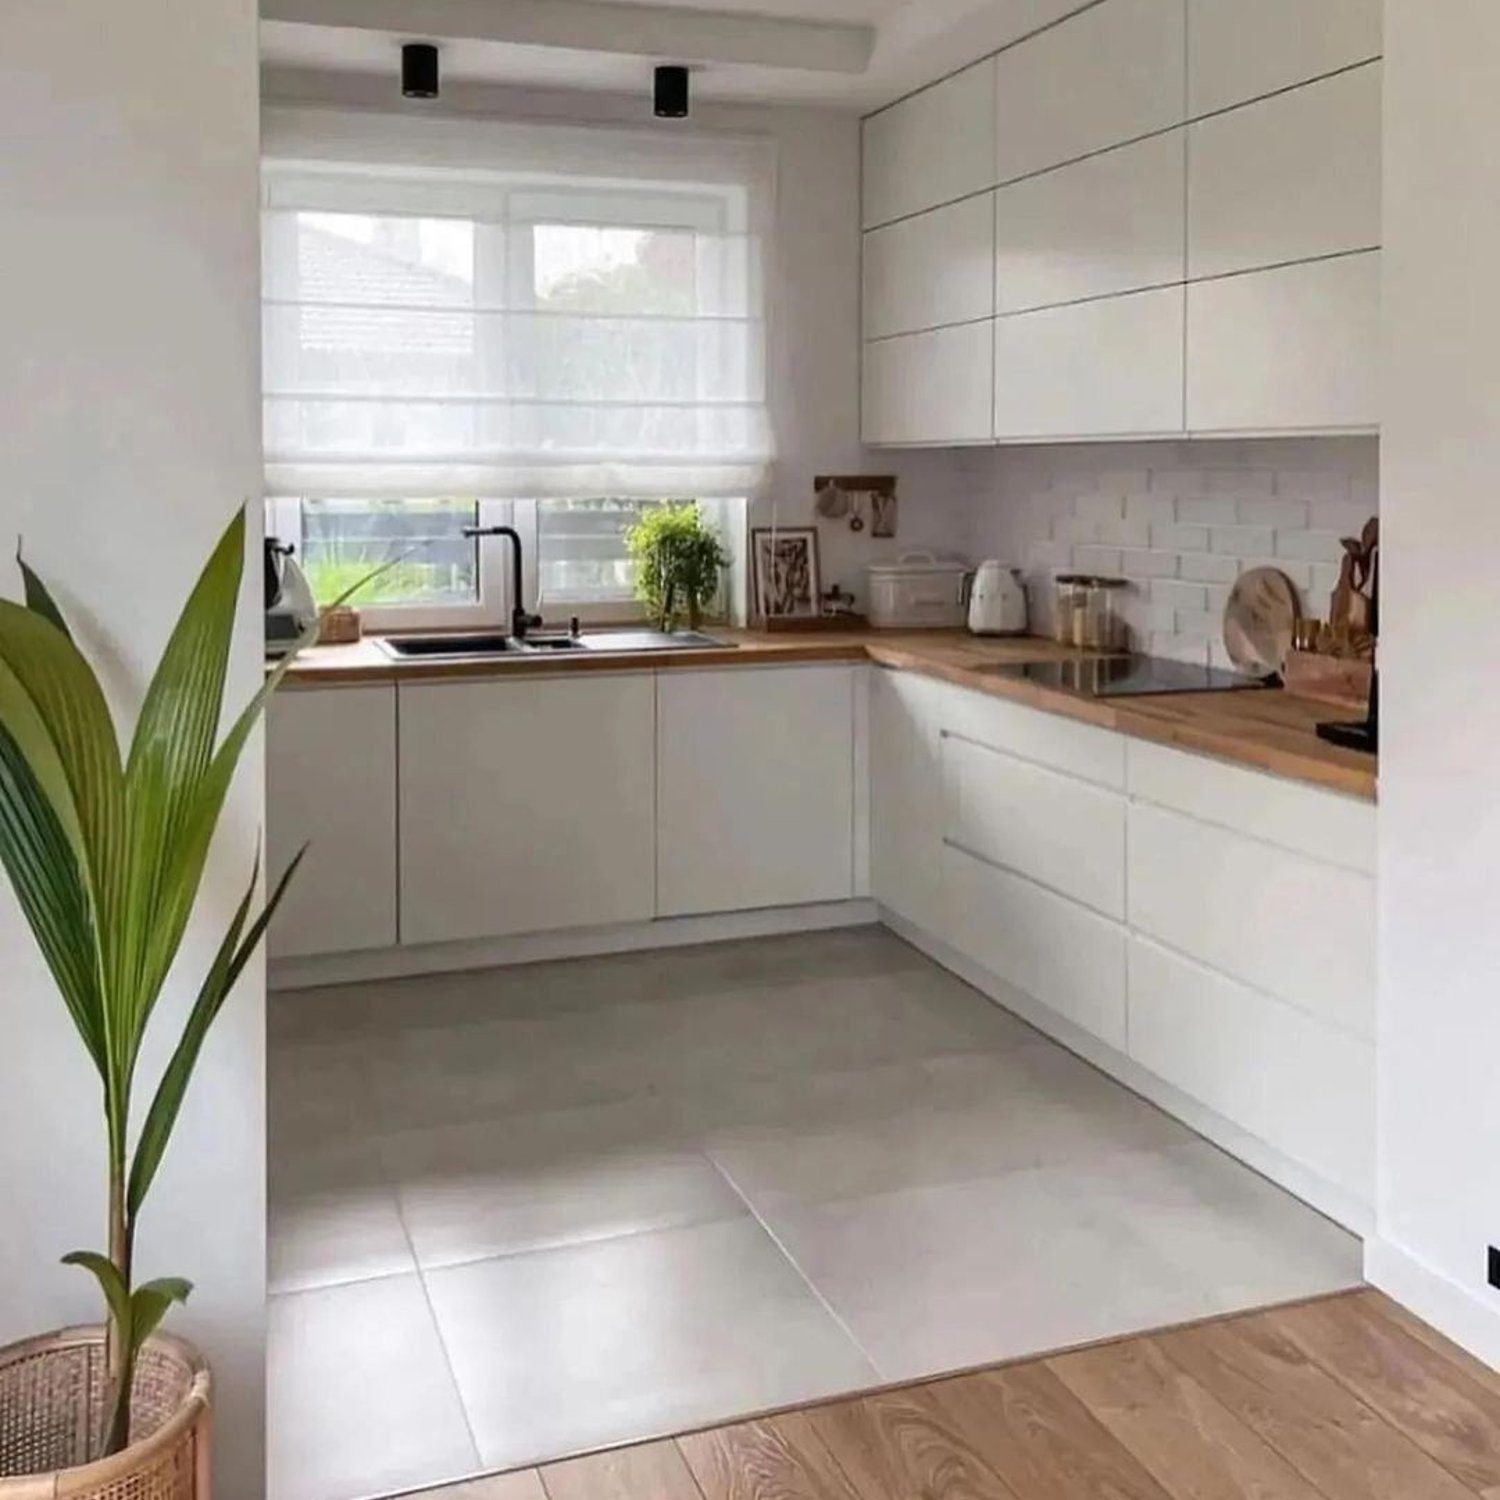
960,436,1378,666
1236,499,1310,529
1177,496,1241,526
1152,578,1210,611
1178,552,1242,584
1120,549,1179,579
1211,525,1276,558
1151,522,1209,552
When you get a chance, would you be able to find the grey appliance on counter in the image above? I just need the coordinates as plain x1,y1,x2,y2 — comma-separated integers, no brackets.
982,655,1274,699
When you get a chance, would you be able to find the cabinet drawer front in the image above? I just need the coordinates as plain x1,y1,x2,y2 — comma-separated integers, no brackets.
1186,251,1380,433
863,195,995,339
1129,936,1375,1203
863,323,994,445
996,132,1185,314
1188,64,1382,281
1127,738,1376,874
994,286,1186,440
1128,801,1375,1040
863,59,996,228
944,846,1128,1048
268,686,398,959
1188,0,1383,118
944,735,1126,919
995,0,1185,183
936,682,1126,789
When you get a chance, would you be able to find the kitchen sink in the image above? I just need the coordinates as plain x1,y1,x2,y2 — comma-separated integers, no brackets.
377,629,732,661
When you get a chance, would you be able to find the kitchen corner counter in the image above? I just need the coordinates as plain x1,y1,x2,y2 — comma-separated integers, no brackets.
281,628,1377,802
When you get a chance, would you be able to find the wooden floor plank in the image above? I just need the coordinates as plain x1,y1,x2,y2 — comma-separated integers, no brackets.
1155,1312,1476,1500
805,1387,1020,1499
540,1440,703,1500
1049,1334,1327,1500
1271,1292,1500,1494
928,1362,1174,1500
1364,1291,1500,1401
677,1412,860,1500
436,1474,549,1500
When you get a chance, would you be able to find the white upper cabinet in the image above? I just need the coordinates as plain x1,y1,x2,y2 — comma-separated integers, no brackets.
1188,63,1382,281
1187,251,1380,434
863,194,995,339
862,59,997,228
994,0,1186,184
657,666,857,917
864,322,995,445
1188,0,1383,118
994,285,1185,440
995,131,1186,314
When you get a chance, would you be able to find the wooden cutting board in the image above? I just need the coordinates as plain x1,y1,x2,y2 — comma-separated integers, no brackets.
1224,567,1300,679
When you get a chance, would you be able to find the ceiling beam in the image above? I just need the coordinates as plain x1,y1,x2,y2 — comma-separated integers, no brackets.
259,0,877,75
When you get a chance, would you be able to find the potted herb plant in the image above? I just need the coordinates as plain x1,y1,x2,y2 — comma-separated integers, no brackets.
626,502,731,632
0,507,307,1500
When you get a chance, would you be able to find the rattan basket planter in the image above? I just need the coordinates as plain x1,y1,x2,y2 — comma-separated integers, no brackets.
0,1328,210,1500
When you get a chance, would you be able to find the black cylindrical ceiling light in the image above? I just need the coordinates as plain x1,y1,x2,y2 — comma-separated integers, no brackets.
402,42,440,100
654,64,690,119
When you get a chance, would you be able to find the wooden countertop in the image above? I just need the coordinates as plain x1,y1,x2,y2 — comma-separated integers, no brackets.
283,627,1377,802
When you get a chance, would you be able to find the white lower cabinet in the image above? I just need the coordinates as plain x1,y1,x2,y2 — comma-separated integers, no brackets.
870,667,946,933
942,845,1129,1050
1128,936,1375,1204
398,675,657,945
657,666,857,917
267,686,398,960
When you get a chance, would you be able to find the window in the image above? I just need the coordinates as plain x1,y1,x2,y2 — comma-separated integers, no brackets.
261,112,773,626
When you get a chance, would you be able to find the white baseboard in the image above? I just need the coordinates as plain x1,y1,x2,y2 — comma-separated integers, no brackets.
270,900,879,991
881,906,1374,1237
1365,1237,1500,1371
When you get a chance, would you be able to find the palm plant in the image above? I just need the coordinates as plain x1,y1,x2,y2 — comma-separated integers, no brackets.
0,506,307,1458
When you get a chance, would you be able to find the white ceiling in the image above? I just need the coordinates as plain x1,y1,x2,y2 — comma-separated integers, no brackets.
260,0,1087,111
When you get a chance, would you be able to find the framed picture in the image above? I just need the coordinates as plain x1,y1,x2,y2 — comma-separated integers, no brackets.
751,527,822,620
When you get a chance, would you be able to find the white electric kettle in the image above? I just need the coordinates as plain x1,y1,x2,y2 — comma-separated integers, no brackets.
967,561,1029,636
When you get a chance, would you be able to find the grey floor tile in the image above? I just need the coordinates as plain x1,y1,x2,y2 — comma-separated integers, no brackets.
378,1100,746,1268
267,1274,478,1500
269,1135,415,1294
424,1217,877,1472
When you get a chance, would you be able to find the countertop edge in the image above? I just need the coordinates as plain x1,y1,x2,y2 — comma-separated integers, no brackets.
280,632,1377,803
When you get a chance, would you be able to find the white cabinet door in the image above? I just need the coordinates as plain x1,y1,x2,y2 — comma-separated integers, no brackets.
399,675,656,945
267,686,398,959
996,131,1185,314
994,0,1186,183
870,667,945,932
993,286,1185,440
864,323,994,445
1129,936,1375,1205
863,59,997,228
1186,251,1380,433
1188,0,1383,117
863,194,995,340
657,667,856,916
943,845,1128,1050
1188,64,1382,281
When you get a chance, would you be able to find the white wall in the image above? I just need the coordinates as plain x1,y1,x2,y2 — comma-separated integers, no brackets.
260,68,976,613
1370,0,1500,1366
0,4,266,1495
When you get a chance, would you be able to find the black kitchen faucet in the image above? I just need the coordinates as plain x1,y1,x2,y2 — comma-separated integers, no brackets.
462,524,544,641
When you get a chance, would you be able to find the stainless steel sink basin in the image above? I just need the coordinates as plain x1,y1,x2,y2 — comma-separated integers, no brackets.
376,628,732,661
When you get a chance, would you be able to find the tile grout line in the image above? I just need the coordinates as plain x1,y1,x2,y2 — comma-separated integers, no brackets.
700,1147,887,1384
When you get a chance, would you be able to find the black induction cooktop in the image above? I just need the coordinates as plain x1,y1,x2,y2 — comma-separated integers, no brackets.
982,655,1273,698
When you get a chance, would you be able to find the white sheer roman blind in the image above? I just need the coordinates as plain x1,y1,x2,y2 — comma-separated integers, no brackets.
261,109,775,500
